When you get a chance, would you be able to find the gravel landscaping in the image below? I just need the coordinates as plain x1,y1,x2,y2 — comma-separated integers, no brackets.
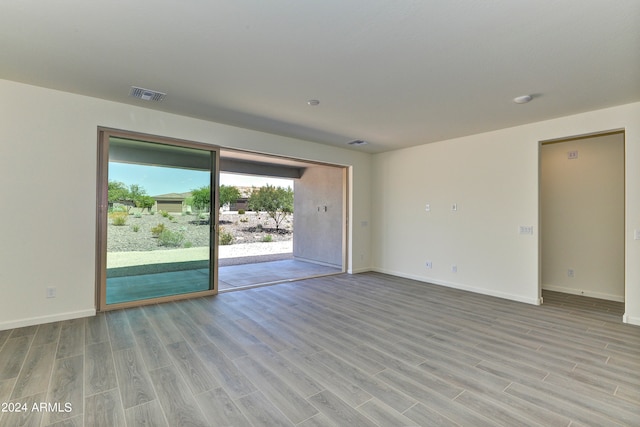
107,210,292,252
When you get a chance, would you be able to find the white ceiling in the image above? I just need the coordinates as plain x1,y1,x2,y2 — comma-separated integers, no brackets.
1,1,639,153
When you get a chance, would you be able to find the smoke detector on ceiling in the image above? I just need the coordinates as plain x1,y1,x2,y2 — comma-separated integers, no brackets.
129,86,166,102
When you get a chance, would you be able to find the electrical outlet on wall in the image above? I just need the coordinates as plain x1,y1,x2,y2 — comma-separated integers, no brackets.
425,260,433,269
567,269,575,278
46,287,56,298
451,264,457,273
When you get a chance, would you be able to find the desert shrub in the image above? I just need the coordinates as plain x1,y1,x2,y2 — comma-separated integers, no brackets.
157,230,185,247
238,209,245,214
110,212,128,226
218,227,234,245
261,234,273,242
183,241,193,248
149,211,155,215
240,217,249,223
160,210,170,218
134,213,142,218
198,213,207,220
257,224,263,230
150,223,166,237
132,225,140,232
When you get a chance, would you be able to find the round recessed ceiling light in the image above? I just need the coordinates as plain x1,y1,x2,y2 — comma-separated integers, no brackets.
513,95,533,104
307,99,320,106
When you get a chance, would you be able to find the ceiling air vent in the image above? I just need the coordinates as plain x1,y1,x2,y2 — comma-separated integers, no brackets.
129,86,166,102
348,139,369,146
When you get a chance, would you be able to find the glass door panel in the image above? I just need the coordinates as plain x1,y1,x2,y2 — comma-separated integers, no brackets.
98,133,218,309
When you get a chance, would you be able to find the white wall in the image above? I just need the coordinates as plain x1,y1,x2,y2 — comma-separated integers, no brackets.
0,79,372,330
541,133,625,301
372,102,640,325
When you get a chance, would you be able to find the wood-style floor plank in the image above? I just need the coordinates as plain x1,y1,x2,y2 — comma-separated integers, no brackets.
56,319,84,360
124,400,168,427
195,387,251,427
234,391,295,427
44,355,84,425
0,391,46,427
0,272,636,426
357,398,418,427
148,365,209,427
105,310,136,352
32,322,61,347
85,313,109,346
308,389,377,427
0,337,31,381
84,389,125,427
112,348,156,409
165,340,218,394
85,341,118,396
10,343,57,399
233,354,319,424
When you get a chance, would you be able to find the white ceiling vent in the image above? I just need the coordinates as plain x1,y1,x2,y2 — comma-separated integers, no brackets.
129,86,166,102
348,139,369,146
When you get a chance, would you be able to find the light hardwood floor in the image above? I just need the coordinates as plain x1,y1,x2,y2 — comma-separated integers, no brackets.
0,272,638,426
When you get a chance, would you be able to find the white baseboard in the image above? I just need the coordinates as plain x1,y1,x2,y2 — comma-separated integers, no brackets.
293,255,342,269
0,309,96,331
622,313,640,326
349,267,373,274
542,284,624,302
373,268,541,305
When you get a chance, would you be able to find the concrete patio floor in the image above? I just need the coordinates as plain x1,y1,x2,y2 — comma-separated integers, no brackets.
105,243,342,304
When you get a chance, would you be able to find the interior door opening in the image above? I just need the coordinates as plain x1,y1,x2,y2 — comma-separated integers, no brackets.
96,129,219,311
539,130,625,316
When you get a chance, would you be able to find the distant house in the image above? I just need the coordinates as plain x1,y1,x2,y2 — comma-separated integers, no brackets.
229,186,254,211
152,192,191,213
229,198,249,211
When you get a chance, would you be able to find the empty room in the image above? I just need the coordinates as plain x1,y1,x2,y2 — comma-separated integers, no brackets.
1,1,639,426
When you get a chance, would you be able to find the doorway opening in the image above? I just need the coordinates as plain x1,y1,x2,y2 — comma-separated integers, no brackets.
540,130,625,316
96,129,219,310
217,148,347,290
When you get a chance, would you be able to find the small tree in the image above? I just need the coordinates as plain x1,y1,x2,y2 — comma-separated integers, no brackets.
134,195,155,213
108,181,155,213
219,185,241,210
190,185,211,212
108,181,130,205
127,184,155,213
248,185,293,231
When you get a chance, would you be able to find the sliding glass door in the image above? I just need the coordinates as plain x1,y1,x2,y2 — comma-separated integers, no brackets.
97,129,218,310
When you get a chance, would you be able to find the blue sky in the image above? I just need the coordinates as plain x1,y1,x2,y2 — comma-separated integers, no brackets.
109,162,292,196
